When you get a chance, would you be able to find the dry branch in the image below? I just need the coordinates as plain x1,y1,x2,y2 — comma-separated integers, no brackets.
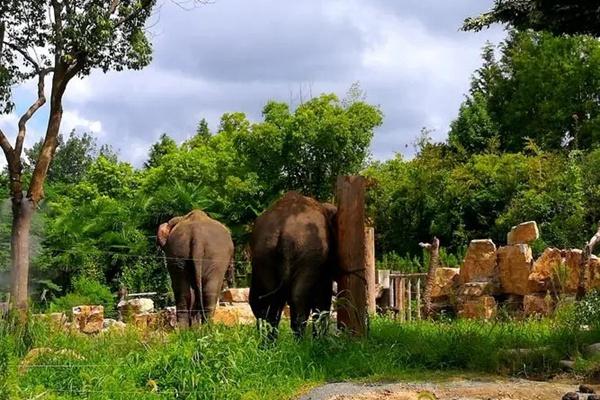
420,237,440,318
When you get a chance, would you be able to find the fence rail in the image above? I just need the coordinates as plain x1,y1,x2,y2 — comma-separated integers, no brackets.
377,270,426,322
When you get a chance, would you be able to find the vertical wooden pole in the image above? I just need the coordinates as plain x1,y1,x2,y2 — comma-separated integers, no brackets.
407,279,412,322
416,277,421,320
365,227,376,315
399,277,405,322
336,176,368,336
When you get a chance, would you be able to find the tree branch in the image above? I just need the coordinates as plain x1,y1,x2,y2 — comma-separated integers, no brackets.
114,0,153,28
577,222,600,300
0,127,14,159
14,68,51,158
2,41,40,71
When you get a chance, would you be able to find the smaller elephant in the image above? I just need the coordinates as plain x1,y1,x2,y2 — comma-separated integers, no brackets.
157,210,234,327
249,192,337,338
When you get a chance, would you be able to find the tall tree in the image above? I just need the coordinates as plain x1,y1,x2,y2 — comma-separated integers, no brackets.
0,1,156,310
463,0,600,36
145,133,177,168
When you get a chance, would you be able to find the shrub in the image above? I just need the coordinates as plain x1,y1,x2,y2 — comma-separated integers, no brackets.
49,276,114,314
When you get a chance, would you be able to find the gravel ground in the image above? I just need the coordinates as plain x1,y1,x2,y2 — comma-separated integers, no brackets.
297,377,584,400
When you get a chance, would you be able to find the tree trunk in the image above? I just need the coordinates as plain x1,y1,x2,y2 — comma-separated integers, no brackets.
9,197,34,310
577,222,600,300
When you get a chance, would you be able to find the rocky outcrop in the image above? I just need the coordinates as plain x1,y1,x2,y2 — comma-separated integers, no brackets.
529,248,562,292
213,303,255,326
459,239,498,284
458,295,497,320
221,288,250,303
523,294,554,317
72,305,104,334
430,268,460,299
498,244,534,295
118,298,154,321
507,221,539,245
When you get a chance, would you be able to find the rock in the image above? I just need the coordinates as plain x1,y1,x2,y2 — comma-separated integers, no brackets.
72,305,104,334
530,247,562,292
588,394,600,400
117,298,154,321
459,239,498,284
560,360,575,370
580,385,595,394
563,249,583,293
498,244,534,295
507,221,539,245
587,256,600,290
523,293,554,317
102,318,126,331
213,303,255,326
563,392,579,400
132,312,160,329
586,343,600,357
221,288,250,303
431,268,460,299
458,281,496,298
457,295,496,320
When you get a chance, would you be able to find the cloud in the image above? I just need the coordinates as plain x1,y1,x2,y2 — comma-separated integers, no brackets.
3,0,505,168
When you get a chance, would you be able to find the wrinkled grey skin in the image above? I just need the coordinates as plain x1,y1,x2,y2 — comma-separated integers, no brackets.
157,210,234,327
249,192,337,339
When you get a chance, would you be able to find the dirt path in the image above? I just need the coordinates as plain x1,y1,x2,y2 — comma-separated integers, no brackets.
298,377,586,400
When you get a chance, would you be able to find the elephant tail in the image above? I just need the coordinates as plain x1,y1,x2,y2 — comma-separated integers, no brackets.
258,241,293,300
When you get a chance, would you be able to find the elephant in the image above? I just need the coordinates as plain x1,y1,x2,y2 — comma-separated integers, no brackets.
249,191,337,338
157,210,234,327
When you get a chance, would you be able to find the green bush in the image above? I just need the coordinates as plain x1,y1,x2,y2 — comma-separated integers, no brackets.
49,276,114,314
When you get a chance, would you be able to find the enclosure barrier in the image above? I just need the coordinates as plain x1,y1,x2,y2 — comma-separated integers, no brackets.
377,270,426,322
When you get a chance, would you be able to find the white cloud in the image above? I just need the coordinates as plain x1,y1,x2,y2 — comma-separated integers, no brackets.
61,111,103,136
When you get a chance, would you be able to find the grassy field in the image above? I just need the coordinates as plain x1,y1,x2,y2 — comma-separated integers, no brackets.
0,314,597,400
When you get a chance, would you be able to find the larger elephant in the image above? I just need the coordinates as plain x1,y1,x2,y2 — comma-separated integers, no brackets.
157,210,234,327
249,192,337,338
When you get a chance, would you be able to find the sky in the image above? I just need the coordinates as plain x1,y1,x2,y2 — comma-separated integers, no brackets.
0,0,506,168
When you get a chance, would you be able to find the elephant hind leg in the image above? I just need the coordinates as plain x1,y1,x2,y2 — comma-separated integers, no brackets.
199,267,223,323
168,260,193,328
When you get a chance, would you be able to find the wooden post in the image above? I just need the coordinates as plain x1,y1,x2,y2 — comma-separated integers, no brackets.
416,277,421,320
365,227,376,315
399,277,405,322
336,176,368,336
407,279,412,322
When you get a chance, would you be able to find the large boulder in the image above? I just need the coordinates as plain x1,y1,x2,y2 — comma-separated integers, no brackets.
117,298,154,321
458,281,497,298
72,305,104,334
459,239,498,284
507,221,539,245
213,303,255,326
498,244,534,295
221,288,250,303
587,256,600,290
431,268,460,299
457,295,497,320
529,248,582,294
523,294,554,317
562,249,583,293
529,248,562,292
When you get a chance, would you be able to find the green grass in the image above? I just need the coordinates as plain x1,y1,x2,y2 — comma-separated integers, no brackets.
0,316,597,399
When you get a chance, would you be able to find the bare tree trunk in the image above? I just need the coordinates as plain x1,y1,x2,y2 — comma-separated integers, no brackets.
9,197,34,310
577,222,600,300
420,237,440,319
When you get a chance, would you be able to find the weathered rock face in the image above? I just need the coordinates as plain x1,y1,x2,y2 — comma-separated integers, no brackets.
458,295,497,320
459,239,498,284
562,249,582,293
507,221,539,245
587,256,600,290
118,298,154,321
458,281,496,298
221,288,250,303
498,244,534,295
213,303,255,326
431,268,460,299
529,248,562,292
523,294,554,317
72,305,104,334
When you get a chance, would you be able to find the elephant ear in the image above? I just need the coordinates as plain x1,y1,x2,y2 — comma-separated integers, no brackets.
157,223,171,247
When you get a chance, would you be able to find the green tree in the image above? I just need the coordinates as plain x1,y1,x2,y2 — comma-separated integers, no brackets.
464,0,600,37
0,0,157,309
26,130,98,184
450,31,600,153
145,133,178,169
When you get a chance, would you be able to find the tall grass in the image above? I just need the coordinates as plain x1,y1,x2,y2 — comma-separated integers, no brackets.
0,315,596,399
